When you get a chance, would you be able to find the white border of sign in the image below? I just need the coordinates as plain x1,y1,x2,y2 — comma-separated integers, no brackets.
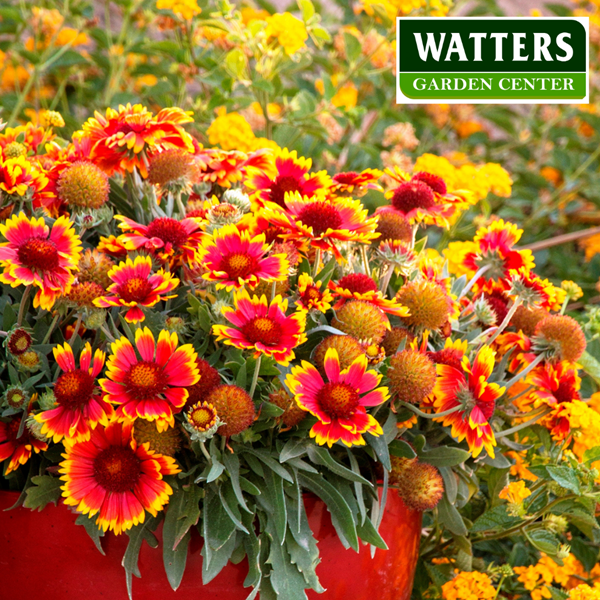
396,17,590,104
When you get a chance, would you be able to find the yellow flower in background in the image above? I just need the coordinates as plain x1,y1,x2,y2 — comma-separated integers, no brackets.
156,0,201,21
442,241,478,277
207,108,256,152
499,481,531,504
561,280,583,301
265,13,308,56
506,450,538,482
332,81,358,109
569,584,600,599
441,570,496,600
359,0,450,20
240,6,269,24
477,162,513,197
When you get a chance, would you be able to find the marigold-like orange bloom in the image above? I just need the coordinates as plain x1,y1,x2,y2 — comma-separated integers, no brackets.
213,289,306,366
296,272,333,313
328,273,410,316
115,215,204,266
0,213,81,310
195,224,288,291
245,148,331,208
79,104,195,177
100,327,199,431
433,346,505,458
259,193,379,260
35,343,110,443
0,417,47,474
499,480,531,504
441,569,496,600
59,419,180,534
94,255,179,323
286,348,388,447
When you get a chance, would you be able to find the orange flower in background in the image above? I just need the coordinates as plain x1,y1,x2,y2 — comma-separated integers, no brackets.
195,148,271,188
213,289,307,366
94,255,179,323
286,348,388,447
156,0,201,20
296,273,333,313
35,342,110,443
195,224,288,291
100,327,199,431
245,148,332,208
115,215,204,266
80,104,195,177
330,169,382,196
441,570,496,600
0,213,81,310
0,416,47,474
259,193,379,260
59,419,180,534
499,480,531,504
433,346,505,458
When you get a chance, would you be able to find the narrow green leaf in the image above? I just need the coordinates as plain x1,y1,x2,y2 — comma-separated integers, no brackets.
122,516,160,600
162,489,191,591
306,445,373,487
438,494,468,536
219,483,250,534
203,485,236,557
418,446,470,467
365,431,391,471
280,438,308,463
223,452,250,513
238,446,293,483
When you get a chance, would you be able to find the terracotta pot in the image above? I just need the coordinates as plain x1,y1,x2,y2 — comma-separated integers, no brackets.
0,489,421,600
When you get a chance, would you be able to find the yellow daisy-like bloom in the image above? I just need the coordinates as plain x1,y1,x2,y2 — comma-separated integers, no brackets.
499,480,531,504
156,0,201,20
569,585,600,599
441,570,496,600
264,13,308,56
207,109,256,153
561,280,583,301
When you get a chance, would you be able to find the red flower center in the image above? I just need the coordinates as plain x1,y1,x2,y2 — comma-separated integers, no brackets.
317,382,360,419
391,181,435,214
54,369,96,409
5,418,27,442
412,171,447,195
117,277,153,302
125,361,168,400
17,238,59,272
338,273,378,294
333,172,359,185
221,253,259,280
553,379,580,404
146,218,188,249
93,445,141,493
269,175,302,207
303,287,322,303
297,202,343,236
242,317,282,346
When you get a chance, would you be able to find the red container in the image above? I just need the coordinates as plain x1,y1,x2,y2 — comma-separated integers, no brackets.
0,489,421,600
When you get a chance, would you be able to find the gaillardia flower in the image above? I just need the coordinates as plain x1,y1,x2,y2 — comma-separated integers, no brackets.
0,417,48,474
100,327,199,430
433,346,505,458
286,348,388,447
115,215,205,266
296,272,333,313
195,224,288,290
59,419,180,534
213,289,306,366
35,342,111,443
0,213,81,310
94,255,179,323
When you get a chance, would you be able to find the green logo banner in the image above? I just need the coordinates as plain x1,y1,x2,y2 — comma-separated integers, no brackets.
396,17,589,104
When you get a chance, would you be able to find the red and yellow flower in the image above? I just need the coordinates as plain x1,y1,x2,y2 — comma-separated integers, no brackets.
286,348,388,447
213,289,307,366
195,224,288,291
100,327,199,431
328,273,410,316
0,416,48,474
259,193,379,260
115,215,204,266
245,148,332,208
0,213,81,310
79,104,195,177
296,273,333,313
35,342,111,443
59,419,180,534
330,169,382,196
433,346,505,458
195,148,271,188
94,255,179,323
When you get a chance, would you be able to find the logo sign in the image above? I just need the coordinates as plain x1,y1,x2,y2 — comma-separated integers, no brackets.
396,17,589,104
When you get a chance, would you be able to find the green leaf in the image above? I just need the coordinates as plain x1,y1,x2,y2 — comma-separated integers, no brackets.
280,438,308,463
236,361,247,389
299,0,315,21
225,48,247,79
487,468,510,507
201,530,238,584
525,529,560,555
365,431,391,471
439,466,458,505
222,452,250,513
570,537,599,573
23,475,61,511
203,485,236,559
242,511,261,589
470,505,521,533
219,483,249,534
546,466,581,495
312,26,331,42
356,516,388,550
438,494,467,536
298,471,358,551
162,488,193,591
583,446,600,466
75,514,105,555
306,445,373,487
314,257,337,284
579,351,600,386
238,446,293,483
418,446,470,467
258,470,287,543
388,439,416,459
122,516,160,600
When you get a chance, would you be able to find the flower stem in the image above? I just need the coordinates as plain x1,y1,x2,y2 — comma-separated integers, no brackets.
486,298,522,346
459,264,491,298
494,407,553,439
70,315,83,342
502,354,545,391
17,286,32,327
249,354,262,399
360,245,371,277
398,401,463,420
41,313,60,345
100,325,116,343
379,263,394,295
199,441,212,464
312,248,321,278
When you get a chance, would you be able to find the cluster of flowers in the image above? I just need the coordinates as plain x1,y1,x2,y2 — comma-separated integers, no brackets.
0,105,596,598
